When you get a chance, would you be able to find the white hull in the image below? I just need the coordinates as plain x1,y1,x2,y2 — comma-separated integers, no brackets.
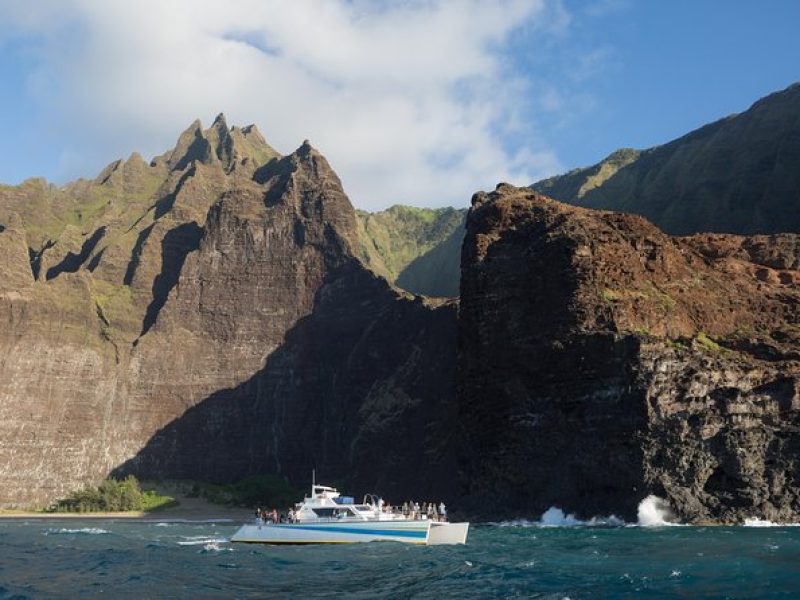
230,520,469,545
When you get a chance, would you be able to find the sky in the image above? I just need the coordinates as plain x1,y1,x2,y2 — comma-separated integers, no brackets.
0,0,798,210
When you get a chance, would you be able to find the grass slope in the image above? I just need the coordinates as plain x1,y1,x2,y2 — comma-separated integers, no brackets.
356,205,466,297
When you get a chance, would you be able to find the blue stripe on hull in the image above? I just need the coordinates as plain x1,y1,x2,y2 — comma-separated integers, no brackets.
278,524,427,539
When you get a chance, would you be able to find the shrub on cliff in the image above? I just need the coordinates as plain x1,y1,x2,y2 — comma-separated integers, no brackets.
49,475,176,512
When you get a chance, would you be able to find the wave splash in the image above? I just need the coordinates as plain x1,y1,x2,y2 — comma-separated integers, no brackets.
540,507,625,527
495,495,682,528
637,495,677,527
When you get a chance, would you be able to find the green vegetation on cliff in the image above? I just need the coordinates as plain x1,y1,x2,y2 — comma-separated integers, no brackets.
356,205,466,297
48,475,177,513
532,83,800,235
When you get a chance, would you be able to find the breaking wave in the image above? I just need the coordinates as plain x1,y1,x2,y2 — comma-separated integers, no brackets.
637,495,678,527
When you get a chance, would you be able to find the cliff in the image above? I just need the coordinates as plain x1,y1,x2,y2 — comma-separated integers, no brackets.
457,184,800,523
0,118,457,507
532,83,800,235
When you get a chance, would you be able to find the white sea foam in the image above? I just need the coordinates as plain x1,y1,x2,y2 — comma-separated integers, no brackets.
495,518,538,527
45,527,109,535
636,495,677,527
202,541,232,552
743,517,800,527
177,537,229,546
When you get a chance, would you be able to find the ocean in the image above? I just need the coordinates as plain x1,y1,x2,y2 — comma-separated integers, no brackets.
1,516,799,598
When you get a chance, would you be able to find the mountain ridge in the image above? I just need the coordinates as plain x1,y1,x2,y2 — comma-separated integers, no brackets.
0,118,458,507
532,82,800,235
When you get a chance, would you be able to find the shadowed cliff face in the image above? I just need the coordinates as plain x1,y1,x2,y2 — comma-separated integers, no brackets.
113,262,457,502
458,185,800,523
0,119,456,506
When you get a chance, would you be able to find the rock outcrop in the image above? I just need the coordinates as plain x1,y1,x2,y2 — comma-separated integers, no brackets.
457,184,800,523
0,119,456,507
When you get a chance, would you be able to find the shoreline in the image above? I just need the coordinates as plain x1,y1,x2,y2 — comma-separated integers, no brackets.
0,495,249,523
0,513,245,522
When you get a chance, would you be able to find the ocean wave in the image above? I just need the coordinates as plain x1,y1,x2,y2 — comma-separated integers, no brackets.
743,518,800,527
44,527,109,535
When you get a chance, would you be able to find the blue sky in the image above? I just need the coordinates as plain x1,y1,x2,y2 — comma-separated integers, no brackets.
0,1,798,210
519,1,800,169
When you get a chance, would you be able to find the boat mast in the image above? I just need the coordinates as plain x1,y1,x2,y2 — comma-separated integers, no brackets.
312,468,316,496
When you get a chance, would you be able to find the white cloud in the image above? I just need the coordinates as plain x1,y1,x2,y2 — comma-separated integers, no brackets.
1,0,568,209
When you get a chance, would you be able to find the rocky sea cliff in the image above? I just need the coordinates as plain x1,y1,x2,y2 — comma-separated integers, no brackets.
0,108,799,524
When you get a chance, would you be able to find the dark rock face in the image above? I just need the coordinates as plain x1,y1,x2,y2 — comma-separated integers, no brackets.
115,264,457,502
457,185,800,523
0,119,456,507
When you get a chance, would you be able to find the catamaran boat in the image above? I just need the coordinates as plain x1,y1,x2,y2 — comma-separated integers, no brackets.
230,482,469,545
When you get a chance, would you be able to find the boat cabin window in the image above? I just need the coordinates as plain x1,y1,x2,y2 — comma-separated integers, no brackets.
312,508,338,518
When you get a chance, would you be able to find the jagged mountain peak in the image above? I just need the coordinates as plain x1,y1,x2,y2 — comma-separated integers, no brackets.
162,115,280,173
248,137,358,256
211,112,227,127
